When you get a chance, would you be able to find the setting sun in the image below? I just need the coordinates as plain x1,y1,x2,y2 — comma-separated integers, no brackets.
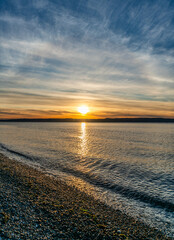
78,105,89,115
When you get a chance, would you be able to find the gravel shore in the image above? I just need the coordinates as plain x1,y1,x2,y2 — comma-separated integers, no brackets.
0,153,171,240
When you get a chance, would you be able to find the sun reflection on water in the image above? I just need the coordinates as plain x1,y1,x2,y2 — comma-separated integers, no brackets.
81,123,86,138
79,122,88,156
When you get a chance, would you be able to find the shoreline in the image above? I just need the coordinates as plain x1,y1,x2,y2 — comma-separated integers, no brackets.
1,118,174,123
0,153,171,239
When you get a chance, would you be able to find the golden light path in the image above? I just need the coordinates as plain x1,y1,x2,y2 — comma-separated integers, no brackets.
77,105,89,115
80,122,87,156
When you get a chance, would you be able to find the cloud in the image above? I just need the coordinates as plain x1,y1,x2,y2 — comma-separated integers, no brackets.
0,108,72,119
0,0,174,118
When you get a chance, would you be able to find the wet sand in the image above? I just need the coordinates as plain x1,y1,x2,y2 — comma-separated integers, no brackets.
0,153,171,239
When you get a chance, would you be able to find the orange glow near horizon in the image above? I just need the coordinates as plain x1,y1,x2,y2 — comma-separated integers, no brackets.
1,100,174,120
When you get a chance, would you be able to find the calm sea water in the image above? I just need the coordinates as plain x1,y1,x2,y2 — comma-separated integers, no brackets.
0,122,173,236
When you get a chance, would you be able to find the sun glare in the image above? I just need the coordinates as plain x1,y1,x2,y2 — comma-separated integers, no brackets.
78,105,89,115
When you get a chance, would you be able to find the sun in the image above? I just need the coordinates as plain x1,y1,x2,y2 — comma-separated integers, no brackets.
78,105,89,115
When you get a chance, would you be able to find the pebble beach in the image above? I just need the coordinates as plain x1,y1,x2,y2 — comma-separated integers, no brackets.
0,153,171,240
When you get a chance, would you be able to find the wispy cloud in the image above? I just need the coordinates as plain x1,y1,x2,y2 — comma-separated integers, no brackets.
0,0,174,118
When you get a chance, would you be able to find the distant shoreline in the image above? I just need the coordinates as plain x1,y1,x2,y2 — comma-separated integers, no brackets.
0,118,174,123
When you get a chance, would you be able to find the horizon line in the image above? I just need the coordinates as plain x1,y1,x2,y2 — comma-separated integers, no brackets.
0,117,174,123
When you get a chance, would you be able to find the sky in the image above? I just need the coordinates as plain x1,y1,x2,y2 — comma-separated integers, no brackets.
0,0,174,119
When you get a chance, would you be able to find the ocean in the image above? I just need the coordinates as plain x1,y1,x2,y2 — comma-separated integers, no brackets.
0,122,173,236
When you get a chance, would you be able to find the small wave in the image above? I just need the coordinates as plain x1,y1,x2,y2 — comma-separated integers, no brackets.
0,142,174,213
0,143,41,162
56,166,174,212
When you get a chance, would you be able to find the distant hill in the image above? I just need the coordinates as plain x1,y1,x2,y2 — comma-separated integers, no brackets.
0,118,174,123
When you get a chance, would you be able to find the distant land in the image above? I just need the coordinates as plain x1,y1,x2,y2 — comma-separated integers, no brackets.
0,118,174,123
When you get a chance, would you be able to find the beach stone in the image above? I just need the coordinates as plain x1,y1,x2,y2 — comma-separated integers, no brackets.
0,153,171,240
